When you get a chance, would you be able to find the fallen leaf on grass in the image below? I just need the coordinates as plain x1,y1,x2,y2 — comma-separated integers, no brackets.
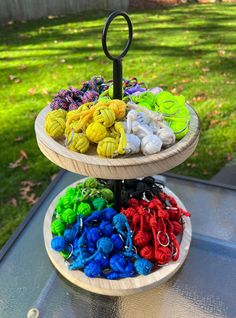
8,75,17,81
202,67,210,73
42,88,49,95
22,165,29,171
15,136,24,142
85,56,94,61
193,93,207,102
19,64,27,71
9,150,28,168
20,180,41,205
9,198,18,207
28,87,36,95
226,154,233,161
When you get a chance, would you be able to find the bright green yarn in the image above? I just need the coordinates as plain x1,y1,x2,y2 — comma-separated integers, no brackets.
92,197,107,210
166,117,189,140
60,250,70,259
132,92,157,111
65,187,76,197
84,177,98,189
77,202,92,217
101,188,114,202
51,219,66,235
61,208,77,224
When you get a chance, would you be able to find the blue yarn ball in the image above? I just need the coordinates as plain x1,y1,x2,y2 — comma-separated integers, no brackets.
110,254,127,272
112,214,127,230
99,221,113,237
102,208,117,221
69,257,84,270
94,252,109,269
134,258,154,275
84,260,102,278
86,227,101,244
96,237,113,254
110,234,124,251
64,228,77,243
125,260,134,273
51,236,66,252
87,243,96,254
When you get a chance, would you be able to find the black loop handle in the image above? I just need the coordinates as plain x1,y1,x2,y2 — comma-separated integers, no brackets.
102,11,133,61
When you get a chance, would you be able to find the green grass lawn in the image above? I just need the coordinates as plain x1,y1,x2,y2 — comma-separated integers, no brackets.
0,3,236,248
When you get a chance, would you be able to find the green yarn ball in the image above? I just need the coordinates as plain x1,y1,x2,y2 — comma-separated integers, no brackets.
65,187,76,197
84,177,98,189
61,208,77,224
51,219,66,235
92,197,107,210
61,195,73,209
77,202,92,217
166,117,190,140
101,188,114,202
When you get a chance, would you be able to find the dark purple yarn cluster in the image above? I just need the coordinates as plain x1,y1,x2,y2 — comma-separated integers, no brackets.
49,76,108,111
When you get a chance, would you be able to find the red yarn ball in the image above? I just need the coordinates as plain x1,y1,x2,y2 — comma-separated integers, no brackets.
172,221,183,235
128,198,139,208
156,247,172,265
140,245,155,260
122,207,136,219
134,231,150,247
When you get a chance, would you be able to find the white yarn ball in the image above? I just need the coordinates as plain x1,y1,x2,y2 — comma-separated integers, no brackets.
136,112,150,125
132,121,153,139
125,134,141,154
158,126,175,147
141,134,163,155
127,109,138,133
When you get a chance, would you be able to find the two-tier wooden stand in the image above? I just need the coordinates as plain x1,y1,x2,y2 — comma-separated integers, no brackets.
35,11,200,296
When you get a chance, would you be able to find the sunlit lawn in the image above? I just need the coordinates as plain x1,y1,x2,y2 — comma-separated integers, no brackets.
0,3,236,247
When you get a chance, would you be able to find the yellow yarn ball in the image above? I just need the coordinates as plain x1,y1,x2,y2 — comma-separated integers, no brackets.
67,132,90,153
93,106,115,127
86,122,107,143
45,109,67,138
108,100,126,120
97,137,118,158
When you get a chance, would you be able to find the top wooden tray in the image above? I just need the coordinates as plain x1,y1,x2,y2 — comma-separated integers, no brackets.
35,105,200,179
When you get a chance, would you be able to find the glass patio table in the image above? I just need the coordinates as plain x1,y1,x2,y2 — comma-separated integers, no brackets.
0,171,236,318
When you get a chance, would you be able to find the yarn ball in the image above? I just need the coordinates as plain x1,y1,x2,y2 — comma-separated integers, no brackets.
51,219,66,235
86,227,101,244
81,90,99,104
45,109,67,138
64,228,77,243
100,188,114,202
92,197,107,210
156,247,172,265
97,137,118,158
141,134,163,155
51,236,66,252
172,221,183,235
96,237,114,254
102,208,117,221
133,231,150,248
61,208,77,224
134,258,153,275
110,234,124,251
77,202,92,217
94,252,109,269
93,106,116,128
166,117,189,140
99,221,113,237
69,257,84,270
110,254,127,272
84,260,102,278
157,125,176,147
108,100,126,120
86,122,107,143
112,213,127,230
140,245,155,260
124,133,140,155
67,132,90,153
84,177,98,188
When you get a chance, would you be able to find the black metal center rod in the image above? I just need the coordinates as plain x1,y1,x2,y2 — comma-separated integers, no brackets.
102,11,133,212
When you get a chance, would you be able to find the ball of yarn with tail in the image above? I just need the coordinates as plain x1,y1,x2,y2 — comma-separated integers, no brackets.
96,237,114,254
100,188,114,202
61,208,77,224
66,132,90,153
99,221,113,237
134,258,153,275
108,100,126,120
93,106,115,128
45,109,67,138
81,90,99,104
84,177,98,188
156,247,172,265
77,202,92,217
92,197,107,210
86,227,101,244
110,254,127,272
51,236,66,251
84,260,102,278
86,122,107,143
140,245,155,260
111,234,124,250
134,231,150,248
125,134,141,154
166,117,189,140
141,134,163,155
97,137,118,158
51,219,66,235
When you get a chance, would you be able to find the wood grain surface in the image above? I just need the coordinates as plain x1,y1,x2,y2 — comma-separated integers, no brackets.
44,179,192,296
35,105,200,179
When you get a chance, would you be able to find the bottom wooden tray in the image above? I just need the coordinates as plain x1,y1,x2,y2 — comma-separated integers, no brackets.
43,179,192,296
